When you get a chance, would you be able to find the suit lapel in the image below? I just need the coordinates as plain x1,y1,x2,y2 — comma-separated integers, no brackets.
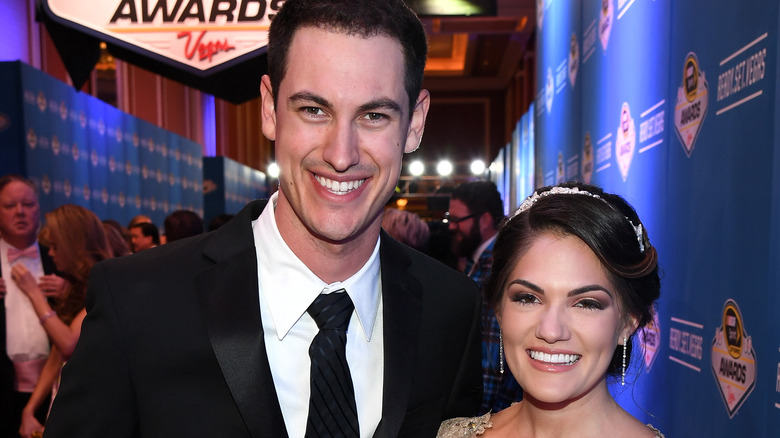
197,200,288,438
373,233,423,438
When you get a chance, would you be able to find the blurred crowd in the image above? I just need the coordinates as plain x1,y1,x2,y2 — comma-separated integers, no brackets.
0,174,218,438
1,172,497,437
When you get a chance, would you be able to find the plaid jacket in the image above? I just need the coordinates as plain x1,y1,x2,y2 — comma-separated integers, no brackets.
466,239,524,414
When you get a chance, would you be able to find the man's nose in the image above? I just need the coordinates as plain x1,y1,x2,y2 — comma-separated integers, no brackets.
322,121,360,172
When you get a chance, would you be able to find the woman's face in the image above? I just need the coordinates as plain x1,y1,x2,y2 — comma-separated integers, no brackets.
46,228,69,274
497,232,633,406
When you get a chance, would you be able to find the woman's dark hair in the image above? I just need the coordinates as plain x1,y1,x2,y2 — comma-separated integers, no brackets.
483,182,660,377
267,0,428,116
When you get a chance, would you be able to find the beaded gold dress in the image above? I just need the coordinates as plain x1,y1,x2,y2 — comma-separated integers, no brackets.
436,412,665,438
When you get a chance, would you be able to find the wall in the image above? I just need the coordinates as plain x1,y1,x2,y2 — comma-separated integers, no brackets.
531,0,779,435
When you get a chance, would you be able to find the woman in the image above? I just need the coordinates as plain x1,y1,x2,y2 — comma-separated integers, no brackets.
438,182,663,437
9,204,112,438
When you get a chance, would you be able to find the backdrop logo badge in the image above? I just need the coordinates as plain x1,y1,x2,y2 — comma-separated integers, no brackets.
599,0,613,51
674,52,708,156
711,299,756,418
640,312,661,371
615,102,636,181
556,151,565,183
569,33,579,88
581,132,593,184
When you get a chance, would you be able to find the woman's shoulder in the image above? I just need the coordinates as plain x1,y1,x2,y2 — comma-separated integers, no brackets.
437,412,493,438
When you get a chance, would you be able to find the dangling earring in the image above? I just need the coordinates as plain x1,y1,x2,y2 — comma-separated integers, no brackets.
621,336,627,386
499,330,505,374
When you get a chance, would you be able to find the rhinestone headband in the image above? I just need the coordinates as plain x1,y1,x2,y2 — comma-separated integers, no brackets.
510,186,646,253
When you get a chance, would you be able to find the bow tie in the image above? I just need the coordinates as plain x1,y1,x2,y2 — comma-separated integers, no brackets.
8,246,38,263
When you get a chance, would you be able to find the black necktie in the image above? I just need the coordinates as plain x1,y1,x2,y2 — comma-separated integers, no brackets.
305,290,359,438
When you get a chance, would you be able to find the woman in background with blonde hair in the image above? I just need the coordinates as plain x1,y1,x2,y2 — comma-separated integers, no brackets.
9,204,112,438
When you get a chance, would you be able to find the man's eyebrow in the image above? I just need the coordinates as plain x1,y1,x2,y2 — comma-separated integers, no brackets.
288,91,332,109
357,98,402,115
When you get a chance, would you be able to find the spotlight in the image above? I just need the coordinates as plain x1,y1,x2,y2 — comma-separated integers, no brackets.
409,160,425,177
470,159,485,175
267,162,279,178
437,160,453,176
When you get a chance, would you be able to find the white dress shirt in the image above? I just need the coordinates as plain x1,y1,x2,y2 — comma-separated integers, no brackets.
254,192,384,438
1,239,50,391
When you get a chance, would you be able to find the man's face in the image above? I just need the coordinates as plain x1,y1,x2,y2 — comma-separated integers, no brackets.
448,198,482,257
260,27,429,248
130,227,153,252
0,181,40,245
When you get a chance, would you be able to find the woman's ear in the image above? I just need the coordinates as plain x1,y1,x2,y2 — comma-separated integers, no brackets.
619,315,640,344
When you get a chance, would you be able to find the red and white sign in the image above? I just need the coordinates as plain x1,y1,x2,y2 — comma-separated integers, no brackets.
45,0,281,72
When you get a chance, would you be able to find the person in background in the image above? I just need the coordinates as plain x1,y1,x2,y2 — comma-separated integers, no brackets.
126,214,151,229
163,209,203,243
128,222,159,253
10,204,112,438
381,208,430,252
0,175,63,437
438,182,663,437
42,1,482,436
207,214,235,232
448,181,523,414
101,220,131,258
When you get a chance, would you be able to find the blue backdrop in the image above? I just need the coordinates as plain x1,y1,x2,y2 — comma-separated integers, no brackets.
0,61,203,228
525,0,780,435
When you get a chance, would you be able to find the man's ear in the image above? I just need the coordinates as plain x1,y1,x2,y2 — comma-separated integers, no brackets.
260,75,277,142
404,89,430,154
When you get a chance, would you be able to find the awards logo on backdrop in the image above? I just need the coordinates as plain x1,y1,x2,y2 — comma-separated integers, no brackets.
710,299,757,418
674,52,709,156
599,0,613,51
615,102,636,181
582,132,593,183
569,33,579,87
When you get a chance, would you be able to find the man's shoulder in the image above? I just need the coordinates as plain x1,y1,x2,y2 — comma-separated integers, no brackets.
386,237,478,295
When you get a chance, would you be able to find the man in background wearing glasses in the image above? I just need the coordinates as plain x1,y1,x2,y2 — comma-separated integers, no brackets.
446,181,523,415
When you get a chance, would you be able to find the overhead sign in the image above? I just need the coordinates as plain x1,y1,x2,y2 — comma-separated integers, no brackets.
43,0,279,75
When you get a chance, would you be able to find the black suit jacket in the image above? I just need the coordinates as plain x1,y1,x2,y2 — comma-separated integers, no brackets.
44,200,482,437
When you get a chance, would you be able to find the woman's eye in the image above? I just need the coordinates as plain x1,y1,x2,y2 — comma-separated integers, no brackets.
509,293,538,305
575,299,604,310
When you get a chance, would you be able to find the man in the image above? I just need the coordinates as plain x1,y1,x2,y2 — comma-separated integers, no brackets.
448,181,523,414
0,175,61,436
128,222,159,253
43,1,481,437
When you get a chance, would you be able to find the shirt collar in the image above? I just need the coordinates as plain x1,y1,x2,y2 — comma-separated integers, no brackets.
470,234,496,264
254,192,381,341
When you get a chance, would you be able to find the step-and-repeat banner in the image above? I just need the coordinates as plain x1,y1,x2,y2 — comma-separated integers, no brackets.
529,0,779,435
203,156,268,227
0,60,205,227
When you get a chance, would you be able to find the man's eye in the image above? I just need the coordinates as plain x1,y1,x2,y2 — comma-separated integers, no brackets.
303,107,325,116
363,113,385,121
